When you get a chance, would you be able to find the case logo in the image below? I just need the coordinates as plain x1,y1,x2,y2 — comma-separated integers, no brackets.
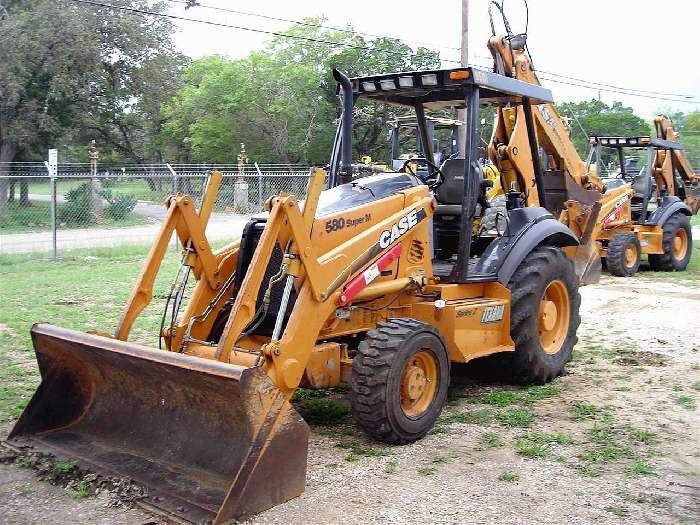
379,209,420,249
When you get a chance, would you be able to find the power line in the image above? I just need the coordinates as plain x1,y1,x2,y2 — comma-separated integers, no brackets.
467,53,694,99
537,74,699,104
166,0,462,54
69,0,419,59
72,0,699,105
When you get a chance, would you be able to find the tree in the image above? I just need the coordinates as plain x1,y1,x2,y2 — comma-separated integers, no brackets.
0,0,186,211
161,18,440,165
557,99,651,158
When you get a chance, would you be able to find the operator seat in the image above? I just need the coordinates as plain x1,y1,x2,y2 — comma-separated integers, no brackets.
434,159,466,215
630,169,655,222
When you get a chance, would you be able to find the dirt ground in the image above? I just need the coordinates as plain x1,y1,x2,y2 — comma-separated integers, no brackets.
1,273,698,525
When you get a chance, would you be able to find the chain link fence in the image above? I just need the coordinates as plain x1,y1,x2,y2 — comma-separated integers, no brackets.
0,164,313,257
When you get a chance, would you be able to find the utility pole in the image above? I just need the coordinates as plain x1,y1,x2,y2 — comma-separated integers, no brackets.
458,0,469,157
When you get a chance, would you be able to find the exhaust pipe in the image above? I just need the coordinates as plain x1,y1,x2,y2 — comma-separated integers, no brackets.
332,68,354,186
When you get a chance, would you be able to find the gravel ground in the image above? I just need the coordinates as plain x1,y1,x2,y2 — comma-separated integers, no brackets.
1,273,698,524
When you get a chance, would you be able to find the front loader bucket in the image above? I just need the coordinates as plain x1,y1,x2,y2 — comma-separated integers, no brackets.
8,324,309,524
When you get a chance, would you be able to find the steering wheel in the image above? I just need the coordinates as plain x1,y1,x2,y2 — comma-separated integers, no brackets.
400,157,444,189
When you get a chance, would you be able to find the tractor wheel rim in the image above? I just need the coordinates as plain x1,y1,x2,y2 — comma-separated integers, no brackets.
624,244,637,268
673,228,688,260
400,350,438,417
539,280,570,356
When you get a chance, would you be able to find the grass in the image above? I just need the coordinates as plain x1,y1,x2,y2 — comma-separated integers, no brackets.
470,384,561,407
624,461,656,476
579,446,635,463
675,395,697,410
626,426,657,445
385,460,397,474
569,401,599,421
498,470,518,482
437,409,494,427
692,381,700,391
53,459,78,472
68,481,91,499
417,466,436,476
0,199,148,233
475,432,502,451
298,399,350,425
0,244,183,421
336,442,392,462
605,506,628,517
495,407,537,428
513,433,571,459
578,464,601,478
513,439,548,459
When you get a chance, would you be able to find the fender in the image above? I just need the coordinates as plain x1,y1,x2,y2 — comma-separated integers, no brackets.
647,197,691,226
474,207,579,285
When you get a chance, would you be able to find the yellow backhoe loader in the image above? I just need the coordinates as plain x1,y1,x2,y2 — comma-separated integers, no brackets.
9,67,583,523
485,11,697,278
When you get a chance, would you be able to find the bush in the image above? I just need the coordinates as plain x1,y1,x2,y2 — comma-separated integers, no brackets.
58,183,94,224
103,190,137,221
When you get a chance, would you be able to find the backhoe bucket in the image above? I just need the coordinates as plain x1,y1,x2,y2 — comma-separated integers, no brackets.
8,324,309,524
574,242,602,286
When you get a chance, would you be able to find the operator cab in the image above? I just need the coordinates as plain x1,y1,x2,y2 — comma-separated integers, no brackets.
587,136,685,224
330,67,563,283
388,115,462,171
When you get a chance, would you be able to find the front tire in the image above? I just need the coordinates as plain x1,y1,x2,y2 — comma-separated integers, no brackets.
508,246,581,384
606,232,641,277
350,319,450,444
649,212,692,271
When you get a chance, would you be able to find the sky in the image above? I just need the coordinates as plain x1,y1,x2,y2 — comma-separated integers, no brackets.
168,0,700,119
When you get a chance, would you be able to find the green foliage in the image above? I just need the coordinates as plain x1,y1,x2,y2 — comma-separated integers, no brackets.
624,461,656,476
513,439,548,458
579,446,634,463
299,398,350,424
53,459,78,473
475,432,502,450
438,409,493,426
58,184,94,225
68,481,91,499
495,407,537,428
0,0,186,166
161,18,440,164
102,190,137,221
498,470,518,482
557,99,651,158
605,506,628,517
569,401,599,421
675,395,697,410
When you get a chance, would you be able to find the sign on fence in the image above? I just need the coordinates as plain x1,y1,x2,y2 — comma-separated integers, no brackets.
47,149,57,178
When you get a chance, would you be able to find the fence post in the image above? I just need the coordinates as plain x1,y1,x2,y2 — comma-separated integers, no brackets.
166,162,178,194
254,162,263,207
46,149,58,259
165,163,178,251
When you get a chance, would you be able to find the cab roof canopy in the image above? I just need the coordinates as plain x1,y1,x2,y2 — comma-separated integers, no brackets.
348,67,554,110
592,136,684,150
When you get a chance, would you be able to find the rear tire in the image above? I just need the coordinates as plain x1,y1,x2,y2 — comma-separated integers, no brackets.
350,319,450,444
648,212,692,271
508,246,581,384
606,232,641,277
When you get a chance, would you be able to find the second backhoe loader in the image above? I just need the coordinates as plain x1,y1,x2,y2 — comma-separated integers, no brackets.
484,9,697,278
9,67,582,523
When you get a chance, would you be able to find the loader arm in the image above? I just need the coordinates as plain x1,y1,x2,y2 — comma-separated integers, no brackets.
211,180,434,396
115,170,225,341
